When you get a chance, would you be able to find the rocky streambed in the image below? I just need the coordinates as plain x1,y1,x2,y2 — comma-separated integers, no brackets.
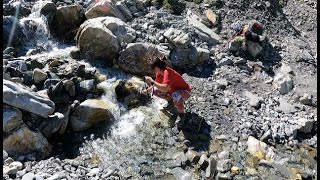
3,0,317,179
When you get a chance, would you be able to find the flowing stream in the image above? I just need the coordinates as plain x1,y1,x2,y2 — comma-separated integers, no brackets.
17,2,183,179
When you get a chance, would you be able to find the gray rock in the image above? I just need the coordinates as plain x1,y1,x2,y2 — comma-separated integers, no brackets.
70,99,113,131
22,172,35,180
4,157,14,165
118,42,170,76
216,159,232,172
170,48,190,67
3,161,23,175
198,154,208,168
273,73,293,95
116,1,133,21
280,63,293,74
205,157,217,178
4,125,52,159
75,17,136,62
39,112,66,137
46,172,66,180
216,79,228,90
163,28,191,48
63,80,75,97
171,167,193,180
3,16,24,48
245,91,262,108
32,68,47,83
85,0,126,21
3,79,55,118
3,105,23,133
296,118,315,133
217,151,230,159
299,93,313,106
217,172,233,179
17,169,27,177
218,58,233,67
188,47,210,65
276,98,296,114
186,10,221,45
3,150,9,161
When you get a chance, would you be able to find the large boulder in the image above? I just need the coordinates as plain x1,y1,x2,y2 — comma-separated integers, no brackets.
70,99,114,131
3,125,52,159
163,28,191,48
51,5,85,39
117,42,170,76
3,79,55,118
186,10,221,45
170,47,210,68
85,0,126,21
116,1,133,21
32,1,57,25
75,17,136,63
3,105,23,133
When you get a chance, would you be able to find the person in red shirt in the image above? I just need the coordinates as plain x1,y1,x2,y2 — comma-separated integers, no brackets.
142,56,192,129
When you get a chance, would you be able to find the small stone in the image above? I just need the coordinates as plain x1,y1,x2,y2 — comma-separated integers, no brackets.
3,150,8,161
299,93,313,106
4,157,14,165
231,166,240,174
33,68,47,83
198,154,208,168
216,159,232,172
217,172,233,179
185,149,201,163
217,151,230,159
205,157,217,178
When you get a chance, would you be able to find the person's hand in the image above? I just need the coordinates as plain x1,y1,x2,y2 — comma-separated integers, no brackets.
141,89,148,95
144,76,154,84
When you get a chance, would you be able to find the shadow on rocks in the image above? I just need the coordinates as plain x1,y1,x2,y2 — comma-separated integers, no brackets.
179,112,212,152
177,60,217,78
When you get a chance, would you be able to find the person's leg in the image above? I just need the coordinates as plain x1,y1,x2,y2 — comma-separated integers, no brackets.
172,90,191,129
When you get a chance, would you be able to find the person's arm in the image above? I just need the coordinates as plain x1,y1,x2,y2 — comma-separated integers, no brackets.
145,76,170,92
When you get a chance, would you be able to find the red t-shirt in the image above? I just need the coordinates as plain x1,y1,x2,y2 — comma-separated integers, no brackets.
155,67,192,95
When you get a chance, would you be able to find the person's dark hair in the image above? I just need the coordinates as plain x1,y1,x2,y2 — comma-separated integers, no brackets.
150,56,167,70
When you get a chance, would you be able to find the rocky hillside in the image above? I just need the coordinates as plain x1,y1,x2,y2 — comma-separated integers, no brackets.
3,0,317,179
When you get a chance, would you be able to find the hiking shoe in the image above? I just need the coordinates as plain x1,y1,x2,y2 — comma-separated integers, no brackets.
176,113,186,130
162,100,174,111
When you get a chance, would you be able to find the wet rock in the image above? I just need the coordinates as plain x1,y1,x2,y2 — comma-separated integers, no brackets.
77,79,97,94
171,167,193,180
27,59,45,70
3,79,55,118
51,4,85,39
39,112,66,137
186,10,221,45
33,68,47,83
163,28,191,48
273,73,293,95
216,159,232,172
3,105,23,133
85,0,126,21
34,1,57,25
245,91,262,108
70,99,113,131
75,17,136,62
205,157,217,179
118,42,170,76
3,16,24,48
299,93,313,106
